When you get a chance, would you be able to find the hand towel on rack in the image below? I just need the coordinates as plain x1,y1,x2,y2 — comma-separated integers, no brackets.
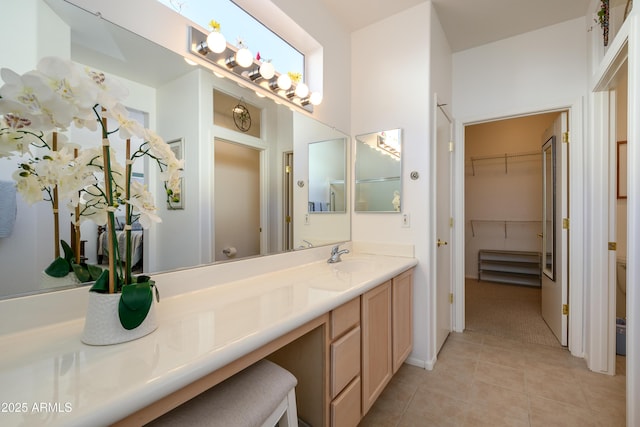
0,180,17,238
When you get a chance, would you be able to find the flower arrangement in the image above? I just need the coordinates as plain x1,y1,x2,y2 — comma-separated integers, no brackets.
0,57,182,329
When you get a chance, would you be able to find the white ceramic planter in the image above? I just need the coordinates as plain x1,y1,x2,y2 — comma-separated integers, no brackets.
81,291,158,345
41,271,81,291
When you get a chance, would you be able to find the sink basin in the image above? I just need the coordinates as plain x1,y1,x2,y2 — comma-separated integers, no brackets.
330,259,375,273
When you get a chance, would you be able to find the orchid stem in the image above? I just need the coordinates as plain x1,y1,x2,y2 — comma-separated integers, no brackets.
52,132,60,259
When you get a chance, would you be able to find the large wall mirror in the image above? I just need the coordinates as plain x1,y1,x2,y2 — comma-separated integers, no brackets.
542,135,555,280
355,129,402,212
0,0,350,299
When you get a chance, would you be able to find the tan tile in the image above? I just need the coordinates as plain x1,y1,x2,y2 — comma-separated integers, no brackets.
448,330,486,345
376,379,418,411
433,353,478,380
481,333,533,353
391,364,431,388
438,338,483,362
462,402,530,427
478,343,528,370
525,370,589,409
467,380,530,422
591,407,626,427
474,360,526,393
403,388,467,426
529,395,599,427
415,370,475,402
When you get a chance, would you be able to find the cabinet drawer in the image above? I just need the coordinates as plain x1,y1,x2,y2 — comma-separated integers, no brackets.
331,297,360,340
331,376,361,427
330,326,361,398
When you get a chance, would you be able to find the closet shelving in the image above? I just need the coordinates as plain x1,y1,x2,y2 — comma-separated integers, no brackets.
477,249,542,287
469,219,542,238
469,150,540,176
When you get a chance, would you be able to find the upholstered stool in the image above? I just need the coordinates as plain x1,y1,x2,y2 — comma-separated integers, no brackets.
148,359,298,427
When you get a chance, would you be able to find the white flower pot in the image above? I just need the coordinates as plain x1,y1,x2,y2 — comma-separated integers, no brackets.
81,291,158,345
41,271,81,291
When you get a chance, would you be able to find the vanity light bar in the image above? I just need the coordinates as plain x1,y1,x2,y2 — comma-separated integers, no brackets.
188,26,320,112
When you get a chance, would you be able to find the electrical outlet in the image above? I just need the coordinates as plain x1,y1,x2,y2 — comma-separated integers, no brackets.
304,213,310,225
402,213,410,228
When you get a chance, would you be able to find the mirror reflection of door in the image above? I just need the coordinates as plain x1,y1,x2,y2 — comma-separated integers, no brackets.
283,151,294,251
214,139,261,261
542,136,555,280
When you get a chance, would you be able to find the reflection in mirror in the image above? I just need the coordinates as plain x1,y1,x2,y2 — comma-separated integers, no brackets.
542,136,555,280
308,139,346,213
293,114,350,249
355,129,402,212
0,0,350,299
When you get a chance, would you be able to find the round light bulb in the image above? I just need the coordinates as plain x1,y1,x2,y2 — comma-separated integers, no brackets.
294,82,309,98
259,62,275,80
276,74,292,91
236,48,253,68
206,31,227,54
310,92,323,106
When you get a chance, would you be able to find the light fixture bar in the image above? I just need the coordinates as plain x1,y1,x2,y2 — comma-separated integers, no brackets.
188,26,317,113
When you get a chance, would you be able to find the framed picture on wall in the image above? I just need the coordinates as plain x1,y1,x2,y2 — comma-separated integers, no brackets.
167,138,184,209
617,141,627,199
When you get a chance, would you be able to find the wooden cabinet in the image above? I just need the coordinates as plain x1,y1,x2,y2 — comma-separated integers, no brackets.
361,281,393,415
392,268,413,373
361,268,414,416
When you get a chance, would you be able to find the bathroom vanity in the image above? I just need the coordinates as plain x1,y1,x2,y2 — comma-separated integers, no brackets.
0,246,416,427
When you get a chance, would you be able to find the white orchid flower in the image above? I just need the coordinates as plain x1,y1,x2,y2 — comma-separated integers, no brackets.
127,180,161,229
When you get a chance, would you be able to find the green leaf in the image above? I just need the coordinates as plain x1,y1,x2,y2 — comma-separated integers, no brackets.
118,282,153,330
89,269,110,293
71,263,91,283
44,257,70,278
61,240,75,263
87,264,103,281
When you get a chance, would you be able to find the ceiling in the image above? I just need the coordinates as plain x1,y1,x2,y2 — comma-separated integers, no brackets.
320,0,592,52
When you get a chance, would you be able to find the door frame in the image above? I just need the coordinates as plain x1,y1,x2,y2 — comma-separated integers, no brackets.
212,126,269,257
452,100,585,359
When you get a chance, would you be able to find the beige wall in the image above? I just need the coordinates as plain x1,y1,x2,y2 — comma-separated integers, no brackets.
465,112,559,278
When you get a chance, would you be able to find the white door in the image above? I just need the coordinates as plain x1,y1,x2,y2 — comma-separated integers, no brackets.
541,112,568,346
436,103,453,353
214,139,261,261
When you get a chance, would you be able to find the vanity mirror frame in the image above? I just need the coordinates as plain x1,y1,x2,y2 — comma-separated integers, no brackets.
354,128,403,213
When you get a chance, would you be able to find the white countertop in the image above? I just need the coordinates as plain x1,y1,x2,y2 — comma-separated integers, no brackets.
0,252,416,427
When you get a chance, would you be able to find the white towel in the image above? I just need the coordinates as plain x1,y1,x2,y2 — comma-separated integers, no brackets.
0,180,17,238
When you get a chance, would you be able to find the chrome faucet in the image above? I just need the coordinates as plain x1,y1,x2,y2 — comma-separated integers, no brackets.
327,244,349,263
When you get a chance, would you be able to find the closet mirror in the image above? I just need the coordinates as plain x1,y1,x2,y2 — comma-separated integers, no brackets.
355,129,402,212
0,0,350,299
542,136,555,280
308,139,347,213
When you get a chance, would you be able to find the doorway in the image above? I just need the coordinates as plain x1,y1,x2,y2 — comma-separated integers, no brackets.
463,112,566,347
608,58,628,370
214,138,261,261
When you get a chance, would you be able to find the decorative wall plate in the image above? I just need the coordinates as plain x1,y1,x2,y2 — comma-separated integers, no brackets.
233,103,251,132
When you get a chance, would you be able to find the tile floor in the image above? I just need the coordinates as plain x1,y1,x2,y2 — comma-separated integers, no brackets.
359,331,626,427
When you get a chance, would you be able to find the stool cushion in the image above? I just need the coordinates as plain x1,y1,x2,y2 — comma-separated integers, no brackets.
148,359,297,427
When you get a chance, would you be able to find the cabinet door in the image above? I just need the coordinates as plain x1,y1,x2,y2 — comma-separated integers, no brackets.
361,281,392,415
392,268,413,373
